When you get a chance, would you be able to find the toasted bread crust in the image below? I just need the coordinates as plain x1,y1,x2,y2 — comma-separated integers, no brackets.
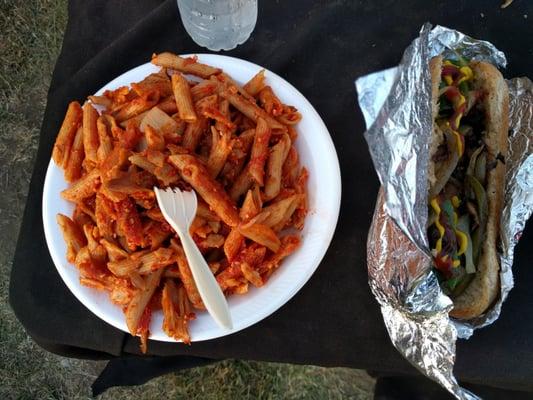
449,61,508,319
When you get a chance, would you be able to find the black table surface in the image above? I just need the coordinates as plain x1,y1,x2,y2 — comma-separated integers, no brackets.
10,0,533,393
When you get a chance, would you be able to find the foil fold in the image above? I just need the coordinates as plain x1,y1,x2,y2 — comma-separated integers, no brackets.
356,24,533,399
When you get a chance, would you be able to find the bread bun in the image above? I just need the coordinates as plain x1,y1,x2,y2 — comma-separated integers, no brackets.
448,61,508,319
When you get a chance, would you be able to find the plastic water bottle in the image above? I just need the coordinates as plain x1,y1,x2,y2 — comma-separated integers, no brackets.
177,0,258,51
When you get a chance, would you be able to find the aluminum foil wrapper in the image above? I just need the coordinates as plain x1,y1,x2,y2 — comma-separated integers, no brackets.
355,24,533,400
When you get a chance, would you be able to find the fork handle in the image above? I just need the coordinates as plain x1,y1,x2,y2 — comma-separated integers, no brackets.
178,233,233,330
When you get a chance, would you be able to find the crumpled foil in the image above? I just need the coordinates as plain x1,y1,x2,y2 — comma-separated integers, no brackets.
355,24,533,400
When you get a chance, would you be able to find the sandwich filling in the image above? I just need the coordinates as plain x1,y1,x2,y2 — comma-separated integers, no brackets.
428,55,493,297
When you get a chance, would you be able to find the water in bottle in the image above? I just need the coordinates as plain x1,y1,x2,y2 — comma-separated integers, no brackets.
177,0,258,51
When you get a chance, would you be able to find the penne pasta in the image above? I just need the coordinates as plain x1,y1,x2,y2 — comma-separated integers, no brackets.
239,187,262,221
221,90,286,132
194,93,218,114
64,126,85,183
115,197,143,251
182,117,207,151
82,223,107,266
125,267,164,335
282,145,299,187
96,115,113,164
169,154,240,227
108,247,174,276
197,200,221,221
61,168,100,203
162,279,193,344
292,167,309,230
53,53,308,351
52,101,83,168
240,262,263,287
100,147,131,183
131,70,173,98
120,109,150,129
170,239,205,309
146,149,165,167
191,79,220,102
103,86,133,110
156,95,178,114
258,235,300,277
229,167,253,201
287,126,298,142
73,204,94,227
139,106,180,138
145,220,171,250
276,105,302,125
238,222,281,252
144,125,165,151
215,99,231,133
258,86,283,116
74,247,97,279
216,73,255,102
100,238,128,262
256,194,303,231
88,95,112,108
129,154,156,174
171,73,197,123
153,162,180,186
77,200,97,223
113,91,160,122
151,52,221,79
223,228,244,262
207,126,233,178
57,214,87,263
117,123,142,150
199,233,225,249
163,265,182,279
221,128,255,182
82,102,100,166
248,117,271,186
137,247,175,274
106,177,155,201
243,69,266,96
264,133,291,201
201,106,235,130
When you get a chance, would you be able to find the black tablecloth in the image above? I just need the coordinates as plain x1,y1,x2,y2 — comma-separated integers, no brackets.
10,0,533,395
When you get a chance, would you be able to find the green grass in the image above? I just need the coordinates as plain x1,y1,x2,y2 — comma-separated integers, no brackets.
0,1,374,398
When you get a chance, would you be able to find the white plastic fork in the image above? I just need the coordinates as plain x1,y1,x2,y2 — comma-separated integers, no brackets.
154,186,233,330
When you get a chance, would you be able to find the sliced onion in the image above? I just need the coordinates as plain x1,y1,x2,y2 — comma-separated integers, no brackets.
467,145,485,177
475,151,487,185
429,126,460,198
466,174,488,263
466,174,488,224
457,215,475,274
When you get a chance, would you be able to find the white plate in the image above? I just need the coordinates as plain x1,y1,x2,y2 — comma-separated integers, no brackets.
42,54,341,342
